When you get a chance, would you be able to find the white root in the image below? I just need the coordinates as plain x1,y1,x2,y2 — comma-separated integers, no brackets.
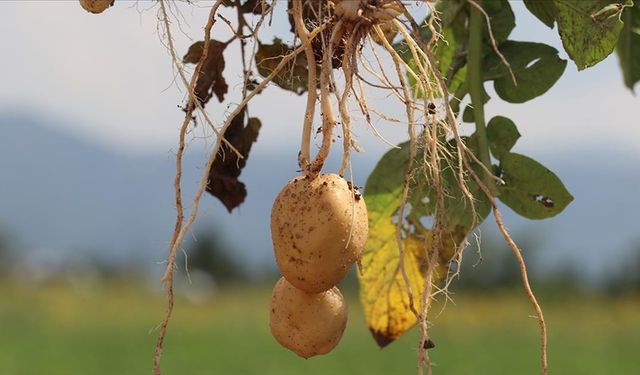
292,0,318,171
308,20,344,178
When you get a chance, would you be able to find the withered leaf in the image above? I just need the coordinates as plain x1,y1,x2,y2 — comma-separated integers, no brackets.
206,107,261,212
311,29,346,69
222,0,268,14
183,40,228,105
240,0,269,14
286,0,328,34
285,0,344,69
255,39,310,95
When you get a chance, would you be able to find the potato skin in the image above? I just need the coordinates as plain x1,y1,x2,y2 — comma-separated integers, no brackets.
269,277,347,358
79,0,114,14
271,173,368,292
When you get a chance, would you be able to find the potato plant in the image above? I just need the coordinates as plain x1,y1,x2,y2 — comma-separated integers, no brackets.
79,0,639,374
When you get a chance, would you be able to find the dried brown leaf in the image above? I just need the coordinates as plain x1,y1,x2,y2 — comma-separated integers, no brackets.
183,40,228,105
206,108,261,212
255,39,310,95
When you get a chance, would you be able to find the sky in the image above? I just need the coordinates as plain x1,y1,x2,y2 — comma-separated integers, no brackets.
0,1,639,283
0,1,638,158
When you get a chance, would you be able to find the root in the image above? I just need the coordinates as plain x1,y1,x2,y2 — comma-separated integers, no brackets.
337,24,364,176
308,20,343,178
373,21,449,373
374,24,420,322
352,75,402,149
153,2,224,374
401,12,549,373
493,203,548,374
153,1,329,371
156,0,242,159
462,158,550,374
153,3,547,375
379,7,546,373
292,0,317,171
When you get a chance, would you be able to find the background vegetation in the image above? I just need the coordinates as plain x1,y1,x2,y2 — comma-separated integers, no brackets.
0,280,637,375
1,229,638,374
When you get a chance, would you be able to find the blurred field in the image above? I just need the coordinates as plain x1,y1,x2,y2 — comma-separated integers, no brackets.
0,280,638,375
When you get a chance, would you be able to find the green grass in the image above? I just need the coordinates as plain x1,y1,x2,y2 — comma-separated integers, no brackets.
0,280,638,374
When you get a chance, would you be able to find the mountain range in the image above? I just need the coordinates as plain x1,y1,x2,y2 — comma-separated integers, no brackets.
1,112,638,283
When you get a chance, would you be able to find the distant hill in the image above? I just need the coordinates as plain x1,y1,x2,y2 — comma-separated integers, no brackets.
1,112,638,283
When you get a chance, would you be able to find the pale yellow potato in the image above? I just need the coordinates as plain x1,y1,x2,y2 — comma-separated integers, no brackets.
271,173,368,292
333,0,362,21
79,0,114,14
269,277,347,358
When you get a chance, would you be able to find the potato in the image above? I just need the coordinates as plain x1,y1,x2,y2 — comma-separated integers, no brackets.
271,173,368,292
269,277,347,358
333,0,362,21
79,0,114,14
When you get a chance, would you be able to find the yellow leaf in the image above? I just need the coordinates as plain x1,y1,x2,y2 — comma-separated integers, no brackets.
359,212,457,347
359,143,470,347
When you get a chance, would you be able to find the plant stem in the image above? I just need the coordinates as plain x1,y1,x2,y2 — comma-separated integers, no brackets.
449,82,467,117
467,0,494,193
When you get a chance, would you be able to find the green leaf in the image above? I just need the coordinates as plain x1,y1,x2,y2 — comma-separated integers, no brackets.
617,0,640,91
438,27,468,94
440,137,492,230
396,50,431,99
498,153,574,219
461,85,491,123
482,0,516,44
462,105,475,123
554,0,628,70
487,116,521,160
408,137,491,231
524,0,557,28
366,138,490,237
395,0,468,97
363,144,409,209
483,41,567,103
363,141,434,224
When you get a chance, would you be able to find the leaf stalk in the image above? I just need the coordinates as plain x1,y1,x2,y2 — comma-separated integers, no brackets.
467,0,495,193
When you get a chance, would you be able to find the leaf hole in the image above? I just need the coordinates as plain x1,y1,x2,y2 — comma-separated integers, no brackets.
525,58,541,69
419,216,434,229
532,194,554,208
